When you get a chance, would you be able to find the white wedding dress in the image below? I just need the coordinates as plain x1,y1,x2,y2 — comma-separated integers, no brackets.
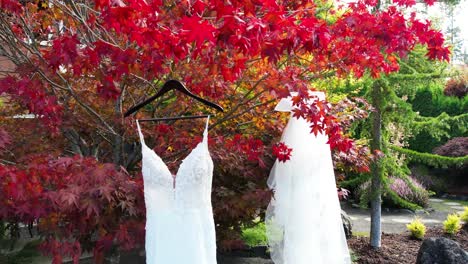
136,117,217,264
266,92,351,264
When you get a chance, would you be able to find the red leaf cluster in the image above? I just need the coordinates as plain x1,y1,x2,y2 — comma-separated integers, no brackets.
224,134,266,166
0,155,145,262
0,0,22,13
392,0,416,7
45,36,81,71
291,93,354,153
272,142,293,163
0,128,11,151
444,76,468,98
0,76,63,132
337,187,350,201
433,137,468,158
0,0,451,146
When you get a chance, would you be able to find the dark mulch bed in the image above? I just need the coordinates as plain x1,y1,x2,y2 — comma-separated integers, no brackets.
349,227,468,264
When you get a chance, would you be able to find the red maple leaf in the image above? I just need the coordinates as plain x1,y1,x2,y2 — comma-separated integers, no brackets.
272,142,293,162
392,0,416,7
180,16,216,50
0,0,23,13
310,124,323,136
58,189,79,207
97,75,121,100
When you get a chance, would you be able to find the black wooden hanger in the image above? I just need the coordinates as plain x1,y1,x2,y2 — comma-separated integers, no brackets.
138,114,211,122
124,80,224,117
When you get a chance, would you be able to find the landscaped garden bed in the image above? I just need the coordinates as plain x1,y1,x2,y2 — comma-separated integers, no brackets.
348,228,468,264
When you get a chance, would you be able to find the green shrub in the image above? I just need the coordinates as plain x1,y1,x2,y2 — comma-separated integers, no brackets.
388,176,429,208
443,213,462,235
350,249,359,263
409,131,443,153
411,84,468,117
461,207,468,223
406,218,426,239
354,176,428,210
241,222,267,247
408,83,468,152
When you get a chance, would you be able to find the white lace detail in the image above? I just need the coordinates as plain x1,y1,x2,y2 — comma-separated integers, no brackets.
136,117,217,264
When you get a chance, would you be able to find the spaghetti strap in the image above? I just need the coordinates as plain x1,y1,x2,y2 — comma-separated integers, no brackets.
136,120,146,145
203,115,210,141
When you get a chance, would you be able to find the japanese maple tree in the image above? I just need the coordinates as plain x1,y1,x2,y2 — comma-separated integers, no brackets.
0,0,449,260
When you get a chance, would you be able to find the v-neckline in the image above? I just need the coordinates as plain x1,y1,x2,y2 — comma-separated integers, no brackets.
136,118,209,189
141,139,205,178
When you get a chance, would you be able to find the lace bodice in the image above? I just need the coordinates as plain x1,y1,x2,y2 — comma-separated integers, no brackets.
136,118,214,212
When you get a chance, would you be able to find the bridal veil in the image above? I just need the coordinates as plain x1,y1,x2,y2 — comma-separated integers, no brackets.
265,92,351,264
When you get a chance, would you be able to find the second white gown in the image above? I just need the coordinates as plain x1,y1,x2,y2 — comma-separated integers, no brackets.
266,92,351,264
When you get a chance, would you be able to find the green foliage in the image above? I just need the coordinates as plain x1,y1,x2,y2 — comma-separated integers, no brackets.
385,188,422,211
409,112,468,153
443,214,462,235
350,249,359,263
395,46,448,77
389,176,429,207
391,51,466,153
461,207,468,223
409,132,442,154
355,180,371,208
410,164,450,193
410,83,468,117
241,222,268,247
353,231,370,237
413,113,467,141
354,177,425,210
0,221,5,239
390,146,468,169
337,47,465,210
406,218,426,239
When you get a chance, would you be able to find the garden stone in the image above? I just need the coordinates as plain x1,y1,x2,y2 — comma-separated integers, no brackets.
416,237,468,264
341,210,353,239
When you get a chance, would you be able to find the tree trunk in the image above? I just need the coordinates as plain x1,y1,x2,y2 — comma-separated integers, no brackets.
370,81,384,249
112,134,122,166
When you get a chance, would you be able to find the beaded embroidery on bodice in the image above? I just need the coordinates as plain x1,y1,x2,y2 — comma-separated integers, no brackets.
136,117,214,211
